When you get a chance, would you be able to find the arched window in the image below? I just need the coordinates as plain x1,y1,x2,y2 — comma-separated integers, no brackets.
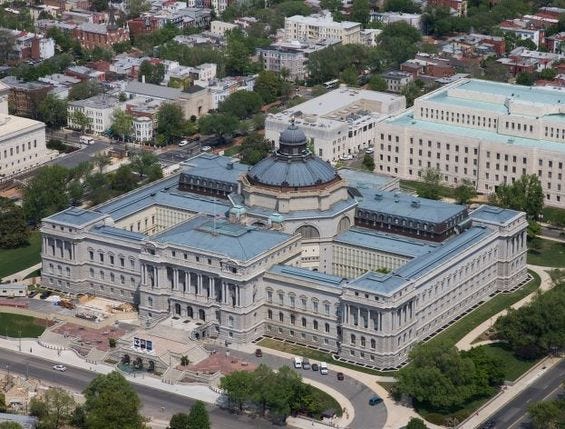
337,217,351,233
290,314,296,325
295,225,320,239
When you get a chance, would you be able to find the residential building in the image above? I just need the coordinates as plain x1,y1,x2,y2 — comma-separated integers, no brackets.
210,20,237,36
284,12,361,45
382,71,413,93
546,32,565,54
265,86,405,162
67,95,123,134
376,78,565,207
206,75,255,109
499,19,545,48
38,73,81,99
441,33,506,59
72,23,130,50
360,28,382,47
370,12,422,30
427,0,467,16
65,65,105,82
497,47,563,74
400,53,456,79
4,29,55,62
127,16,160,39
41,124,528,369
0,76,52,118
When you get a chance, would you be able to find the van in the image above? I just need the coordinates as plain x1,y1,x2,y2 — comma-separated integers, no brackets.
293,356,303,369
79,135,94,145
320,362,328,375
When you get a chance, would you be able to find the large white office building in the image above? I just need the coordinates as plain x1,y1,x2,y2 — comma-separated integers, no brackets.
265,86,406,162
41,123,528,369
284,12,361,45
377,78,565,208
0,82,54,179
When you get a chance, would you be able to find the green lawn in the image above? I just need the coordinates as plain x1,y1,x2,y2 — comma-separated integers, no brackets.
308,385,343,417
479,342,540,381
257,338,389,376
542,206,565,227
223,145,241,156
0,312,47,338
0,231,42,279
399,179,456,199
528,239,565,267
426,271,540,348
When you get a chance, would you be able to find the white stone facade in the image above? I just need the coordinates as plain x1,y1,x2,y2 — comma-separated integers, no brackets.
284,12,361,45
68,95,124,135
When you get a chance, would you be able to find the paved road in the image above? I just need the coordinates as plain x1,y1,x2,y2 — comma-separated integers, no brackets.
540,226,565,241
482,359,565,429
222,346,387,429
0,348,274,429
47,142,109,169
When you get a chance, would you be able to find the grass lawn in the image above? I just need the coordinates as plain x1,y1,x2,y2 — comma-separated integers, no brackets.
223,146,241,156
257,338,389,376
527,239,565,267
542,206,565,227
479,343,539,381
0,231,42,279
427,270,541,348
0,312,48,338
308,385,343,417
399,179,456,199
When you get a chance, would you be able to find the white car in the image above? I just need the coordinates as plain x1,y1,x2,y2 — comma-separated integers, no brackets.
320,362,329,375
365,148,374,154
201,146,212,152
340,155,354,161
53,364,67,371
179,140,189,147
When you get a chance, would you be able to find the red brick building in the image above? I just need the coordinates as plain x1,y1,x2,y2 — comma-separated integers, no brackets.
127,16,160,39
72,23,130,50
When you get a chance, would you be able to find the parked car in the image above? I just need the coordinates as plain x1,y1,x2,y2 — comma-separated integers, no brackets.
365,147,374,154
302,359,311,370
255,348,263,357
369,395,383,406
320,362,328,375
311,363,319,371
336,372,344,381
39,291,52,299
293,356,303,369
179,140,189,147
201,145,212,152
480,420,496,429
52,364,67,372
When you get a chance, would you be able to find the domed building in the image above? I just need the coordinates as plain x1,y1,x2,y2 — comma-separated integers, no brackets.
237,121,356,267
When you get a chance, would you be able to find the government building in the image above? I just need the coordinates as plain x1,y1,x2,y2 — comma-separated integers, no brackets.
41,123,528,369
377,78,565,208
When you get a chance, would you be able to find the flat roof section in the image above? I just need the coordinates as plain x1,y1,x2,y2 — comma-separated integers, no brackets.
46,207,105,227
269,264,345,289
180,154,248,184
470,205,522,225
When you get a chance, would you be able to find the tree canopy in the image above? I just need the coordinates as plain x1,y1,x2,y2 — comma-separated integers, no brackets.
199,113,240,136
240,133,272,165
0,197,29,249
156,103,189,145
218,91,263,119
29,387,76,429
417,167,443,200
138,60,165,85
68,81,102,101
528,394,565,429
23,166,71,225
491,174,544,220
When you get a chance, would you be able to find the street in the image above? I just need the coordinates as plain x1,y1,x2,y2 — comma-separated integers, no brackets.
0,348,274,429
481,359,565,428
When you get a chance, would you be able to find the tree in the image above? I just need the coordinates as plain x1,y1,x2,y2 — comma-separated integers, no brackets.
38,95,68,129
180,355,190,366
0,422,23,429
401,80,427,107
340,66,358,86
384,0,420,13
320,0,341,14
418,167,442,200
454,179,476,205
350,0,370,25
516,72,534,86
91,0,108,11
528,396,565,429
85,172,111,205
138,60,165,85
68,81,101,101
198,113,239,137
168,413,189,429
83,371,145,429
111,109,133,141
0,29,15,64
23,165,70,225
379,21,421,65
111,165,138,193
254,70,288,103
125,0,150,18
539,68,557,81
225,29,254,75
0,198,29,249
129,151,162,181
92,153,112,173
69,110,92,133
187,401,210,429
0,392,5,412
368,75,388,91
362,154,375,171
239,133,271,165
220,370,255,412
406,417,428,429
218,91,263,119
156,103,188,145
492,174,544,220
40,387,77,429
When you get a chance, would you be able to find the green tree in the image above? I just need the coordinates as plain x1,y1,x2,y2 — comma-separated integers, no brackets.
225,29,254,75
0,392,5,412
220,370,255,412
254,70,288,103
0,197,29,249
85,172,111,205
492,174,544,220
218,91,263,119
83,371,146,429
406,417,428,429
168,413,189,429
516,72,534,86
156,103,188,145
0,422,23,428
320,0,341,13
187,401,210,429
125,0,150,18
40,387,77,429
198,113,239,136
129,151,162,181
528,396,565,429
454,179,477,205
368,75,388,91
92,153,112,173
350,0,370,25
539,68,557,80
379,21,421,66
362,154,375,171
384,0,420,12
23,165,70,225
138,60,165,84
239,133,271,165
37,95,68,129
91,0,108,11
340,66,358,86
68,81,101,101
111,109,134,141
418,167,442,200
0,29,15,64
69,110,92,133
111,165,138,193
401,79,427,107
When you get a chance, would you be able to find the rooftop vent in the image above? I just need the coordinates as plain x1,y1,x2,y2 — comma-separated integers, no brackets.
226,161,234,170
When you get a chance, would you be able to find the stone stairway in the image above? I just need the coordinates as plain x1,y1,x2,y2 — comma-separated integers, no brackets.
85,347,108,364
162,367,185,384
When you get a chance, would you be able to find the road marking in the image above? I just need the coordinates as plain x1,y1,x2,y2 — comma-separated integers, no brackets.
506,383,563,429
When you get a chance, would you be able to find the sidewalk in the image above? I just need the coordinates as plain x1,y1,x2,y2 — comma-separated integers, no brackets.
229,342,443,429
456,265,554,351
2,262,41,284
459,357,562,429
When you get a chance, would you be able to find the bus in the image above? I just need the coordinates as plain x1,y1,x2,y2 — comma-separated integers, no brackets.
323,79,340,89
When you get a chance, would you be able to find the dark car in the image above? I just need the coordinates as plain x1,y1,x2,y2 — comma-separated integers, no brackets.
311,363,319,371
40,291,52,299
255,348,263,357
369,395,383,406
481,420,496,429
302,359,311,370
336,372,344,381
